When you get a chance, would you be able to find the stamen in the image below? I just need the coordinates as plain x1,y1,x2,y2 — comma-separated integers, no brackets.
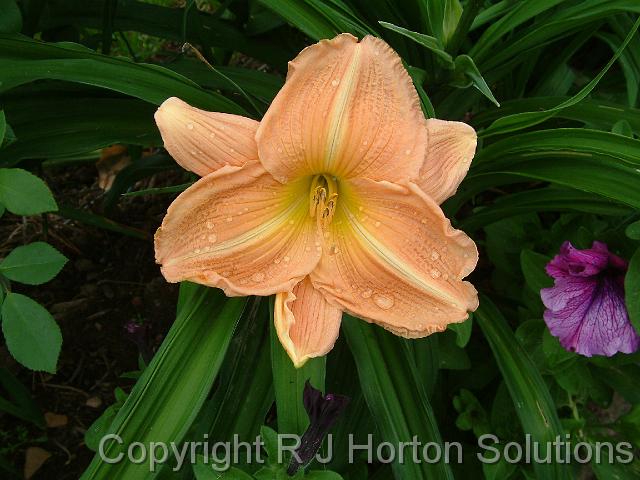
309,174,338,227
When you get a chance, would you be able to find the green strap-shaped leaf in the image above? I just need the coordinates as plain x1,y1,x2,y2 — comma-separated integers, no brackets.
80,284,246,479
625,248,640,335
0,33,246,115
270,298,325,436
379,21,453,65
342,315,454,480
467,129,640,209
458,188,631,232
480,16,640,137
475,297,573,480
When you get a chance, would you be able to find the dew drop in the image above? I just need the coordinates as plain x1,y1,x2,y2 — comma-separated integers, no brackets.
194,248,201,254
421,219,427,224
186,123,194,130
284,256,291,263
430,268,441,278
208,234,217,243
251,272,266,282
361,289,373,299
277,147,283,153
226,216,233,223
206,221,214,229
431,250,440,260
358,206,364,212
203,246,211,252
405,149,412,155
222,270,232,277
331,78,340,86
362,139,368,146
274,258,281,264
209,132,216,138
374,221,381,227
316,246,322,252
330,245,340,255
288,219,295,225
373,293,394,310
305,246,311,252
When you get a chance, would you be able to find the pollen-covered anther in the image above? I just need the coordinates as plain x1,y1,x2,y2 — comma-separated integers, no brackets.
309,174,338,228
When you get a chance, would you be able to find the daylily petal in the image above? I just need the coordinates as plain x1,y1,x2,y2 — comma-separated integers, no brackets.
275,276,343,368
417,119,477,204
155,162,321,296
155,97,259,176
256,34,427,183
310,178,478,336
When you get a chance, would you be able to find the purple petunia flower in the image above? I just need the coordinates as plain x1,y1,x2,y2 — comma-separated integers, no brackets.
287,381,349,475
541,241,640,357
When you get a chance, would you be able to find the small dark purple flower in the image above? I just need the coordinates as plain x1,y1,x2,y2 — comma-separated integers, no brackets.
287,381,349,476
541,241,640,357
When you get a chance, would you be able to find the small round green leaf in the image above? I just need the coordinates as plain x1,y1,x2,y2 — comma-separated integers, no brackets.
625,220,640,240
0,168,57,215
0,242,68,285
1,293,62,373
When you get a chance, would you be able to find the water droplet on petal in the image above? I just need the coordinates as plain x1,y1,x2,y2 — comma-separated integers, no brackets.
421,219,427,224
373,293,394,310
430,268,441,278
222,270,231,277
251,272,266,282
374,221,381,227
194,248,201,254
274,258,281,264
226,216,233,223
305,246,311,252
331,78,340,86
208,234,217,243
361,289,373,299
431,250,440,260
288,219,295,225
284,256,291,263
186,123,194,130
209,132,216,138
405,149,411,155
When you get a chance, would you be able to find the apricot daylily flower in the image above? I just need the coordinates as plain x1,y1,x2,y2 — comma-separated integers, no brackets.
154,34,479,367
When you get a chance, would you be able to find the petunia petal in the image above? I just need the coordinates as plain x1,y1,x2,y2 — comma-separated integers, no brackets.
542,275,640,356
274,276,343,367
155,97,259,176
155,162,321,296
310,178,478,337
256,34,427,183
417,119,477,204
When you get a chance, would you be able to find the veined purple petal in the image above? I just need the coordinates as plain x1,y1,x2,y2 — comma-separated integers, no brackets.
541,241,640,357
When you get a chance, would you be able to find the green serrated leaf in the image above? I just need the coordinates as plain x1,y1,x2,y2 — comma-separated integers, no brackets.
1,293,62,373
0,168,57,215
0,242,68,285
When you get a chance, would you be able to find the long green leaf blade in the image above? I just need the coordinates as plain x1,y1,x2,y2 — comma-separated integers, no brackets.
80,284,246,479
475,297,573,480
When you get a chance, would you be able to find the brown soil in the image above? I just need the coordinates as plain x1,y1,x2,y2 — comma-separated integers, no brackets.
0,161,183,479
